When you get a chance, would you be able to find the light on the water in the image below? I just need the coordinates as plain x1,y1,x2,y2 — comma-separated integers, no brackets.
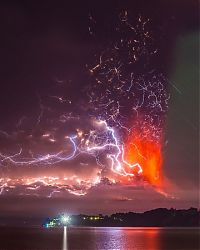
63,226,67,250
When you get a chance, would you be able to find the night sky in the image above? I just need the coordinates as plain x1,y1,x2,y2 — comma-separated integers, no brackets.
0,0,199,220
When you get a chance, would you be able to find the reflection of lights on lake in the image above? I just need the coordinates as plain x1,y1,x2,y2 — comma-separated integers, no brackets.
98,228,125,249
61,215,70,250
63,226,67,250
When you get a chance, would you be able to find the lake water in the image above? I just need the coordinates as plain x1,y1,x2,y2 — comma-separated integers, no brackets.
0,227,199,250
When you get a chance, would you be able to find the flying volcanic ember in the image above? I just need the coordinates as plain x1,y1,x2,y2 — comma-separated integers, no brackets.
0,11,169,197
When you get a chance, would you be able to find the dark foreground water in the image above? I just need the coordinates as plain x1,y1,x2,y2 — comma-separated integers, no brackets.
0,227,199,250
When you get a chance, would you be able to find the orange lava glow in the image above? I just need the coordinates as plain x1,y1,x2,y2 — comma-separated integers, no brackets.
124,132,163,187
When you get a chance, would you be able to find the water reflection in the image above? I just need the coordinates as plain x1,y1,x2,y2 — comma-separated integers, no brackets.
63,226,67,250
0,227,198,250
93,227,161,250
95,227,126,249
66,227,199,250
142,228,161,250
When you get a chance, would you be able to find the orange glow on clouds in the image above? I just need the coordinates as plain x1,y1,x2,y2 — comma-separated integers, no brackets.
124,131,163,187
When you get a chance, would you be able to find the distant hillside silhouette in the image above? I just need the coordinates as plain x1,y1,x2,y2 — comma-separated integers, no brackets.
44,208,200,227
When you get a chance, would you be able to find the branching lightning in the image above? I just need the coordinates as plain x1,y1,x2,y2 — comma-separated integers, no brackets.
0,11,170,197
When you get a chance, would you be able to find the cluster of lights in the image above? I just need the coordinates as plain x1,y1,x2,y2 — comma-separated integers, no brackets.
45,214,71,228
